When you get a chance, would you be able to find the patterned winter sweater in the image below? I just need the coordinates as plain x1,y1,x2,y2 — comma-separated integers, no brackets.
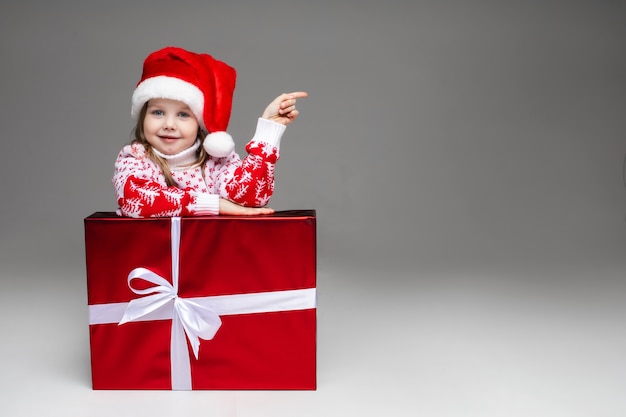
113,118,286,217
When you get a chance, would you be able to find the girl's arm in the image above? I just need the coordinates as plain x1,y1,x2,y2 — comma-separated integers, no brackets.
210,92,308,207
113,144,218,217
211,118,284,207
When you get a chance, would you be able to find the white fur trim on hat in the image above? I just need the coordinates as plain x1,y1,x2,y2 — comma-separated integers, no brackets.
131,75,205,128
203,131,235,158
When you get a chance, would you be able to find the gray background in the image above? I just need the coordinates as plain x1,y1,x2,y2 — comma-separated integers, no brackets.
1,0,626,415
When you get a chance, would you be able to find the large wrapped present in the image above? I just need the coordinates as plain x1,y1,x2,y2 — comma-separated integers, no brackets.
84,210,316,390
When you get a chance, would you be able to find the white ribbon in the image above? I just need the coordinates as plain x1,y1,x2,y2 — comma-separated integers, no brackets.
88,217,316,390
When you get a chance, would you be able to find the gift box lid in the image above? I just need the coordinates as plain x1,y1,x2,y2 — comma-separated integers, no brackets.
85,209,316,220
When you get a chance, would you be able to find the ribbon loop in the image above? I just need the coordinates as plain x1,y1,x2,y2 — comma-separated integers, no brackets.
127,267,176,295
119,267,177,325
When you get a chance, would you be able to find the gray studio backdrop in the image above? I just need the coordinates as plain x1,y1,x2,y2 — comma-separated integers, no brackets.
1,1,626,416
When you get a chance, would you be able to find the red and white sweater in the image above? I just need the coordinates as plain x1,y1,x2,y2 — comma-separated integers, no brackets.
113,118,285,217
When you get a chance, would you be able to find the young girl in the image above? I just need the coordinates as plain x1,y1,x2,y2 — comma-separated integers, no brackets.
113,46,307,217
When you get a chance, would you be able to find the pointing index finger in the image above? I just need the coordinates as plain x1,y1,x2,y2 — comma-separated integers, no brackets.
287,91,309,99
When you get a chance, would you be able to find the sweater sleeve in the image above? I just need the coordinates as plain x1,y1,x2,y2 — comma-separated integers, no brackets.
113,144,220,217
209,118,286,207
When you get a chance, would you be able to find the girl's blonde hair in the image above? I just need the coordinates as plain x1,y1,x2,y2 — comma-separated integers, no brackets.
133,102,208,187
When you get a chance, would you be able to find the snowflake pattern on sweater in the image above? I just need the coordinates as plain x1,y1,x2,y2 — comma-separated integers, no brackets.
113,120,283,218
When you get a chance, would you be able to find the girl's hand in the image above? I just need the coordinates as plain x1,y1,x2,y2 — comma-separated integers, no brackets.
219,198,274,215
261,91,308,125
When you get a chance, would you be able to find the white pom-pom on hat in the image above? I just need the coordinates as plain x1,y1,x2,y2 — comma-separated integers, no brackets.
203,131,235,158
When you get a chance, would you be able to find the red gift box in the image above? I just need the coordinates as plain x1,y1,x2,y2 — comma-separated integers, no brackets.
84,211,316,390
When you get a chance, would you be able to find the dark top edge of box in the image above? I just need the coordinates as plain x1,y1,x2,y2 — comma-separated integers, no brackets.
85,210,316,220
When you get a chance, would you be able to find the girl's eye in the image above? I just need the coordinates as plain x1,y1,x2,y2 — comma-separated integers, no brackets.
151,109,164,116
178,112,190,118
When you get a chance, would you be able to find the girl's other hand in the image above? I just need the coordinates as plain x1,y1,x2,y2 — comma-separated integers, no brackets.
262,92,308,125
219,198,274,215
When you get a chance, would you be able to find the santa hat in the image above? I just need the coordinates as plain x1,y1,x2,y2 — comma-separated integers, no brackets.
131,46,237,157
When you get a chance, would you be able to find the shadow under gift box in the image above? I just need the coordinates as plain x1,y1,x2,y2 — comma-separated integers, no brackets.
84,210,316,390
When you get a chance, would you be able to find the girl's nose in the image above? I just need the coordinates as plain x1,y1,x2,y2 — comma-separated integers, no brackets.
163,117,176,130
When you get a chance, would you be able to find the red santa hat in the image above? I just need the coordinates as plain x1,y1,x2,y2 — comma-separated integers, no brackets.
131,46,237,157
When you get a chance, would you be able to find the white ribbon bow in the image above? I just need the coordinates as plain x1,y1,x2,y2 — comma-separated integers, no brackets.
119,266,222,360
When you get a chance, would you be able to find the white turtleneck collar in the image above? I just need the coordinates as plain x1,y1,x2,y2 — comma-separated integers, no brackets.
152,140,201,170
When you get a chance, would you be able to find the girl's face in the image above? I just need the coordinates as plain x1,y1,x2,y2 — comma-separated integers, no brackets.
143,98,200,155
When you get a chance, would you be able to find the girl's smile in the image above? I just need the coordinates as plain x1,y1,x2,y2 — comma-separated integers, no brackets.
159,135,181,142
